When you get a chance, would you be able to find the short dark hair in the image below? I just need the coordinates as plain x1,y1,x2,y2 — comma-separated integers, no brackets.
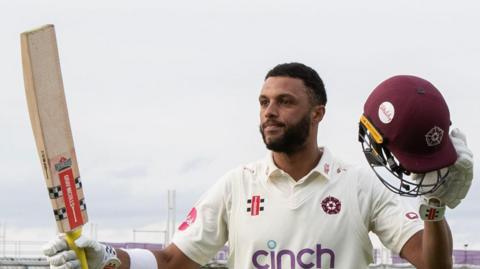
265,62,327,105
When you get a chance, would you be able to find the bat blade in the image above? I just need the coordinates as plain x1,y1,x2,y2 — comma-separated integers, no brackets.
21,25,89,269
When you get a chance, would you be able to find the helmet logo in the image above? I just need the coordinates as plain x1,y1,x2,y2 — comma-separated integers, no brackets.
378,101,395,124
425,126,444,146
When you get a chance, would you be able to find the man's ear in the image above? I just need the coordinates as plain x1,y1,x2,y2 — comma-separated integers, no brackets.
311,105,326,123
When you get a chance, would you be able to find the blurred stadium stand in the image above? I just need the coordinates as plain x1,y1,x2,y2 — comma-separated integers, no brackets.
1,241,479,268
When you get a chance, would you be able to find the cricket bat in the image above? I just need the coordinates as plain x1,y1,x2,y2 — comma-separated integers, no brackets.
21,25,89,269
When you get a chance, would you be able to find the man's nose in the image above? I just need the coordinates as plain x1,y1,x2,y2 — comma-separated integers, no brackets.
264,102,278,118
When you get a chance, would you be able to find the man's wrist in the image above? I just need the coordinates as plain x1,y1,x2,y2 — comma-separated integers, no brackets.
100,244,121,269
115,249,130,269
419,197,446,221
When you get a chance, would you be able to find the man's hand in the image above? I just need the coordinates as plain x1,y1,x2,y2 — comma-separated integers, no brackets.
43,236,121,269
442,128,474,208
414,128,474,210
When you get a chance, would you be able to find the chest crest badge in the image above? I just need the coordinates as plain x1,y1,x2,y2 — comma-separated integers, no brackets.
321,196,341,215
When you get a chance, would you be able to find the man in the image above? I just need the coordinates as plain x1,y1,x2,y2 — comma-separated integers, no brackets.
44,63,473,269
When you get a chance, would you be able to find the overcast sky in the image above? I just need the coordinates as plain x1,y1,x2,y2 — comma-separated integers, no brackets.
0,0,479,250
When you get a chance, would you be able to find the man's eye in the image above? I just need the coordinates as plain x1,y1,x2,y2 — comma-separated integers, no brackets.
260,100,269,106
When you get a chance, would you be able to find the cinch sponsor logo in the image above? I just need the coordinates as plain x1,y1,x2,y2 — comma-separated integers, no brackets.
252,240,335,268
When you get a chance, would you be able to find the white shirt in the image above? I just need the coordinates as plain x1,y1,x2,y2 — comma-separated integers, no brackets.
173,147,423,268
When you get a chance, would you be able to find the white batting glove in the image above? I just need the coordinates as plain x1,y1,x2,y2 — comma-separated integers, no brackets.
43,235,121,269
437,128,474,208
413,128,474,220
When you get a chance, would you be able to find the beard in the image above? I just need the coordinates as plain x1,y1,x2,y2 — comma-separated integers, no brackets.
260,114,311,155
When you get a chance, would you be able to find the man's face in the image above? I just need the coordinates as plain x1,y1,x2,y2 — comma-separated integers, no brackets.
259,76,313,154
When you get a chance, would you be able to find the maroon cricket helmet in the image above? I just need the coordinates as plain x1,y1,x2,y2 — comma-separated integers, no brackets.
359,75,457,196
364,75,456,173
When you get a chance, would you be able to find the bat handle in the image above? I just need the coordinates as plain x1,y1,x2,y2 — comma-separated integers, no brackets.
65,228,89,269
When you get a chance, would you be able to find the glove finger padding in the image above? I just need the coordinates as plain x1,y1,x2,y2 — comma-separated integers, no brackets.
47,250,77,266
43,237,70,257
451,136,473,169
444,163,473,209
450,128,467,144
75,236,103,253
445,129,474,209
49,259,81,269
